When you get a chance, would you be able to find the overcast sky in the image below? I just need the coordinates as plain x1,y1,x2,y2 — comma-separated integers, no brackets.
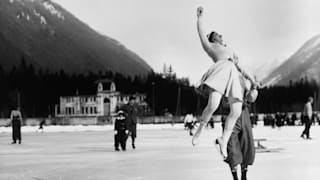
53,0,320,84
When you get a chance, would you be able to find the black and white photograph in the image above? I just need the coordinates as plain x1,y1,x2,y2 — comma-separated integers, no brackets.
1,0,320,179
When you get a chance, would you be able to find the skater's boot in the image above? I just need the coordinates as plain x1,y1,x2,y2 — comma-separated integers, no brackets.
215,137,228,160
232,171,239,180
241,171,247,180
215,137,227,160
11,141,16,144
131,137,136,149
241,167,248,180
192,122,205,146
219,128,234,158
229,166,239,180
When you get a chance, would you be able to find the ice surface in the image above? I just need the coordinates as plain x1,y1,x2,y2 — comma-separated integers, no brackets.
0,124,183,133
0,124,319,180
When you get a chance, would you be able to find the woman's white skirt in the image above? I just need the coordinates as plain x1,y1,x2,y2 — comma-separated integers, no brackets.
197,60,247,101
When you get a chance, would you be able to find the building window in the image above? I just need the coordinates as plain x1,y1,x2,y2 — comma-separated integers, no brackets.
94,107,97,114
65,107,73,115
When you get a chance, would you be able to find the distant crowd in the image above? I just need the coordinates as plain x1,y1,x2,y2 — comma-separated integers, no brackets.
183,111,320,132
262,112,320,127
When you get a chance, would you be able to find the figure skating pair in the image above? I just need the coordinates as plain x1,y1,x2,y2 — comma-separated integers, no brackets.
192,7,259,160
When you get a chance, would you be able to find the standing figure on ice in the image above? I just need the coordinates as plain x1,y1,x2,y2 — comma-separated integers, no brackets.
10,108,23,144
192,6,259,159
301,97,313,139
114,110,128,151
38,119,45,133
122,96,139,149
184,113,196,136
224,89,258,180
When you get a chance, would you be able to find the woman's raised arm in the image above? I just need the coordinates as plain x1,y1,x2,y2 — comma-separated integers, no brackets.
197,7,211,54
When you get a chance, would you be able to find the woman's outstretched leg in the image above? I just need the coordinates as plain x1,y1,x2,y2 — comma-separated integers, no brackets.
217,98,242,158
192,91,222,146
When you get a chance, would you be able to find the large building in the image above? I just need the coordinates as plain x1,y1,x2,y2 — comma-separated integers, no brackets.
55,79,147,117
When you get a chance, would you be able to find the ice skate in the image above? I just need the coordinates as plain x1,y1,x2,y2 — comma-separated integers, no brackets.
192,122,204,146
215,137,227,160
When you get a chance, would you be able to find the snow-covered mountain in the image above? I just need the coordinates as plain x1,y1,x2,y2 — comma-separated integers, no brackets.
0,0,152,76
254,58,283,82
262,34,320,86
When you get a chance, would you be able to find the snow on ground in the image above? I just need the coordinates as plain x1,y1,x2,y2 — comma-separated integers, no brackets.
0,124,320,180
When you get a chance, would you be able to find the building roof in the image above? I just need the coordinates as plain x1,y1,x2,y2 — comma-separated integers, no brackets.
60,95,98,98
94,78,114,84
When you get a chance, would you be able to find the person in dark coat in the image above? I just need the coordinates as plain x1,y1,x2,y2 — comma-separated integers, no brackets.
311,112,319,125
184,113,196,136
291,113,297,126
114,110,128,151
38,119,45,133
123,96,139,149
275,112,283,128
10,109,23,144
223,89,257,180
301,97,313,139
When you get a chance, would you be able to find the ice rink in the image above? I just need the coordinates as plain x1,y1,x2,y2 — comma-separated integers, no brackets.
1,123,320,180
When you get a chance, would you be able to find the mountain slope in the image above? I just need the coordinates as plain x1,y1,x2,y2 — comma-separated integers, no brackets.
262,34,320,86
0,0,152,76
254,58,283,82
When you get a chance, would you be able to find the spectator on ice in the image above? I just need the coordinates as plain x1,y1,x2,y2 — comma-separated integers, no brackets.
10,108,23,144
184,113,196,136
114,110,128,151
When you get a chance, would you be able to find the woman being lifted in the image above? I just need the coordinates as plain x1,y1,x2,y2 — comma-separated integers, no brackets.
192,6,259,159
